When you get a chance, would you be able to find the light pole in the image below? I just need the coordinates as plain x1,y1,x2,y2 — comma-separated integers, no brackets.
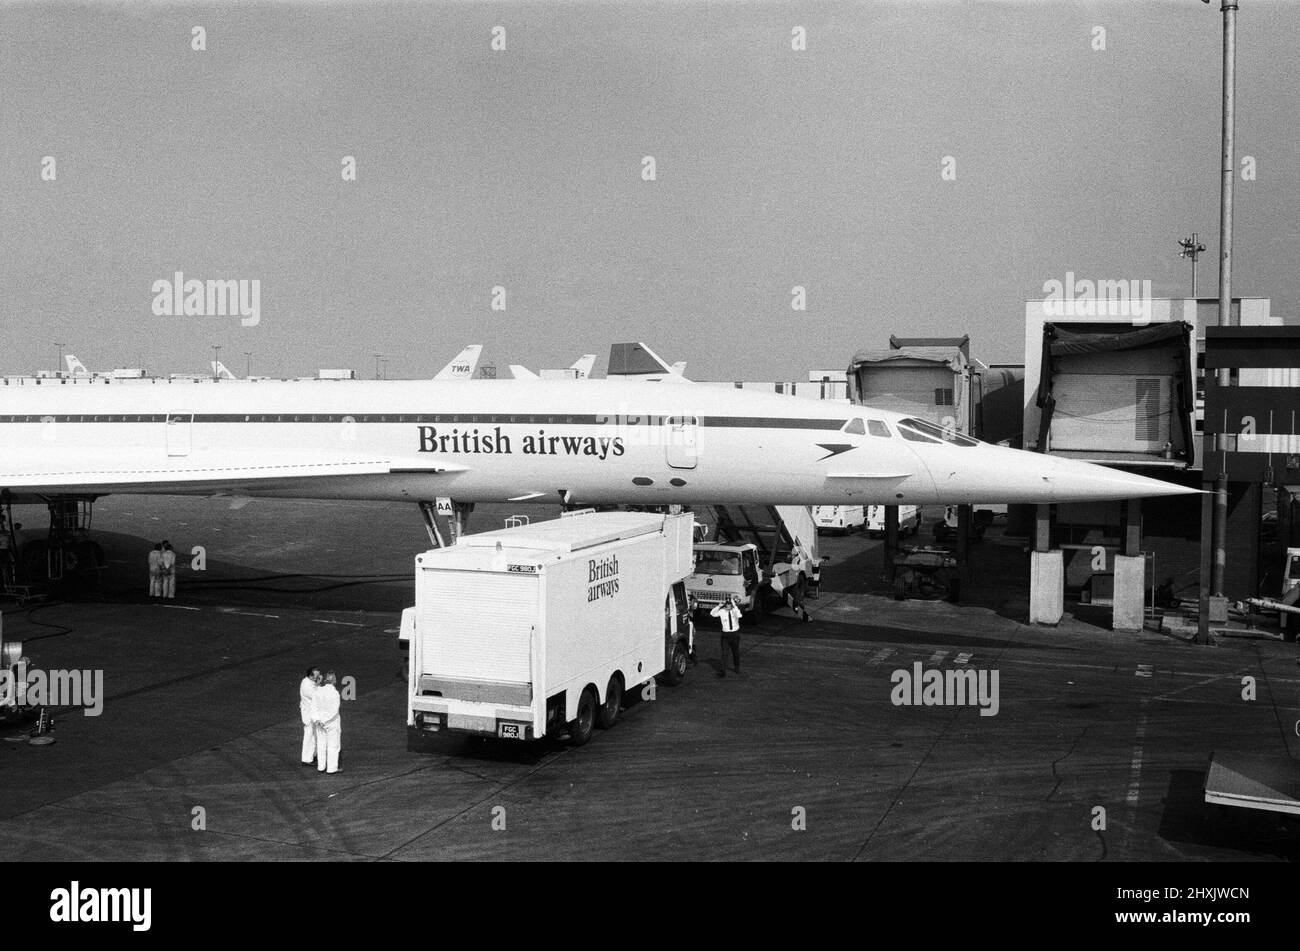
374,352,382,380
381,358,389,380
1200,0,1238,642
54,341,63,375
212,344,221,381
1178,234,1206,297
244,351,252,378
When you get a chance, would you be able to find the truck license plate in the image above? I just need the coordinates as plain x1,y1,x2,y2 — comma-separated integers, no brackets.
498,722,523,739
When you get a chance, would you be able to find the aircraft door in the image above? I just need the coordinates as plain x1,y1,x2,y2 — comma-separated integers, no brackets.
166,413,193,456
665,416,698,469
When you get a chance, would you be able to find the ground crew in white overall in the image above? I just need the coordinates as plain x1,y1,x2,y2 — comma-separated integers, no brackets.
160,541,176,599
313,671,342,773
300,667,321,766
147,543,163,598
711,596,744,677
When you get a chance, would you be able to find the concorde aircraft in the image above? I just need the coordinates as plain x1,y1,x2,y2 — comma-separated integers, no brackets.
0,361,1193,528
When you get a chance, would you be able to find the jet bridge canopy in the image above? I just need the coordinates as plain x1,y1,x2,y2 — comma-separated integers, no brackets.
1034,321,1195,465
846,346,972,432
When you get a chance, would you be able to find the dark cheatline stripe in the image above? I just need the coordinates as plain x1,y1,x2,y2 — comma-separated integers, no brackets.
0,413,849,430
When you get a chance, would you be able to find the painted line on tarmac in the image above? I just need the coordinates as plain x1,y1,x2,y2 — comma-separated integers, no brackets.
929,650,948,665
1135,664,1154,678
1125,706,1148,806
954,652,972,665
161,604,200,611
1152,674,1228,702
230,610,281,619
311,619,366,627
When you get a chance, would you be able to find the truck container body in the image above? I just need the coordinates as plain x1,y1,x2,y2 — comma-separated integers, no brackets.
406,511,694,746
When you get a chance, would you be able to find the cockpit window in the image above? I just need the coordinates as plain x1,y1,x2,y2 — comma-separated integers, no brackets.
842,418,866,435
867,419,891,438
897,417,979,447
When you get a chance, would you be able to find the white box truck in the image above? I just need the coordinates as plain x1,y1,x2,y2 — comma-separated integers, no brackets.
405,510,695,748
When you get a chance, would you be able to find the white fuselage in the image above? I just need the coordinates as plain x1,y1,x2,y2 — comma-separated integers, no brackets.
0,377,1190,506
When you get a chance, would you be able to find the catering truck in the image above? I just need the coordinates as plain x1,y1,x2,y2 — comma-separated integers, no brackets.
405,510,695,749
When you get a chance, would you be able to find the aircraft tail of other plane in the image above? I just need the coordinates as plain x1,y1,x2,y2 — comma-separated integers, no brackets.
606,343,691,383
434,344,482,381
570,354,597,379
64,354,90,377
210,361,237,380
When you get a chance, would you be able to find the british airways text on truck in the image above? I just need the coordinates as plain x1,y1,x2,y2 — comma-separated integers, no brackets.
404,511,695,748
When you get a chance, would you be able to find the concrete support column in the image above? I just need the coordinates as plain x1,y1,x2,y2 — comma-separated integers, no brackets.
1029,505,1061,624
1112,554,1146,632
1123,498,1141,558
1029,550,1064,625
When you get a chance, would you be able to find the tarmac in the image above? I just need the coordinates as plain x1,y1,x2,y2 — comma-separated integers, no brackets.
1,496,1298,861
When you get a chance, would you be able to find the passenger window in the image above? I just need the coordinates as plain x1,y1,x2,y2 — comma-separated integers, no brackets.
843,418,866,435
867,419,891,438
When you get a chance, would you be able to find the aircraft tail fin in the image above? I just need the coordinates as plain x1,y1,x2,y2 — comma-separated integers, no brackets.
65,354,90,376
569,354,597,379
211,361,237,380
434,344,483,381
607,343,691,383
509,365,539,380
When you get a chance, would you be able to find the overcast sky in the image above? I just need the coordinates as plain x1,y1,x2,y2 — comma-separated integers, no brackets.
3,0,1297,381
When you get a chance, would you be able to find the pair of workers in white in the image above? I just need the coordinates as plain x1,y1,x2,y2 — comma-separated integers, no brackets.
146,541,177,599
299,667,342,773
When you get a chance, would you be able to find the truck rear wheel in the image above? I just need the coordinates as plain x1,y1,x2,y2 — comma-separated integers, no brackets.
569,687,596,746
596,675,622,729
662,641,687,686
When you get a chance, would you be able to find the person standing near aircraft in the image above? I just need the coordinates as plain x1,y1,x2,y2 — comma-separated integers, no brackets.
711,596,743,677
160,541,176,598
770,567,812,622
147,543,163,598
313,671,342,773
299,667,321,767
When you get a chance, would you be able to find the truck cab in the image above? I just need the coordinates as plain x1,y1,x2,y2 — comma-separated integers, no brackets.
687,542,765,620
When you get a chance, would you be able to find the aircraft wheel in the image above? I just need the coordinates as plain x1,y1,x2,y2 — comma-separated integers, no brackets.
568,688,597,746
596,675,622,729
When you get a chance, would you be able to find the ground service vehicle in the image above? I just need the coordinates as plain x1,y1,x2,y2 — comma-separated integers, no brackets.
687,542,766,622
814,505,866,534
866,505,922,536
405,510,694,748
892,546,960,603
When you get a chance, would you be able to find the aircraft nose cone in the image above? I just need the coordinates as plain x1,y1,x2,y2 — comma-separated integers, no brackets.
1044,456,1198,502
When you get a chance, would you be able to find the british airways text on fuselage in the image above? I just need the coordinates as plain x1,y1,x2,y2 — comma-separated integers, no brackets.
417,425,626,461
